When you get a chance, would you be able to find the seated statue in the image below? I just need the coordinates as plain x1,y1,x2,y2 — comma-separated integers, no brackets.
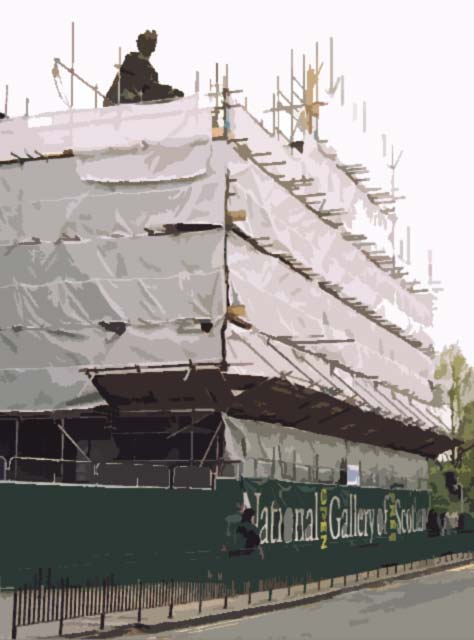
104,30,184,106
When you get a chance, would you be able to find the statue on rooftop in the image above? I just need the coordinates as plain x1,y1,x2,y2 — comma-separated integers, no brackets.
104,30,184,106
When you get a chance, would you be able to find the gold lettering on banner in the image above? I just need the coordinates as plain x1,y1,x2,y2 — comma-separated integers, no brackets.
320,488,329,551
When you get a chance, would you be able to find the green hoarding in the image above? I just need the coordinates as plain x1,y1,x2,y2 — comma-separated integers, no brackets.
1,478,472,589
241,478,430,550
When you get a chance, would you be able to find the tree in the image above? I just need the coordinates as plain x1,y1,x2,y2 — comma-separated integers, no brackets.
457,401,474,512
434,344,474,465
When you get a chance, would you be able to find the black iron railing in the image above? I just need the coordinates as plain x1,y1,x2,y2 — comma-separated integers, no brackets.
10,551,474,639
11,572,235,638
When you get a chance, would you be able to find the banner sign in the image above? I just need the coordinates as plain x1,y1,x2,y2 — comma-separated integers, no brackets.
242,478,430,550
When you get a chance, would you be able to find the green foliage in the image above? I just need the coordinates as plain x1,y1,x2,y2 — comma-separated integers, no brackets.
435,344,474,445
458,401,474,512
428,461,457,512
432,346,474,513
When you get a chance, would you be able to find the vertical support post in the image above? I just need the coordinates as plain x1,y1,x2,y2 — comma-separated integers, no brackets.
4,84,8,116
215,62,219,116
94,85,98,108
25,98,29,118
315,42,320,140
198,583,202,614
60,419,65,482
13,418,19,479
70,22,75,108
58,579,65,636
223,584,228,609
290,49,294,142
117,47,122,105
225,63,229,90
272,93,276,136
190,430,194,462
37,569,43,623
302,54,306,97
137,580,142,624
168,580,174,618
99,579,106,630
195,71,200,94
11,589,18,640
247,582,252,605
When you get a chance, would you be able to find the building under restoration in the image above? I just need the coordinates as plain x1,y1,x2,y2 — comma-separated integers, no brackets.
0,56,455,587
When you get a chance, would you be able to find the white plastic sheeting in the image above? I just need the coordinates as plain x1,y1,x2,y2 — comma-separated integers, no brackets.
0,229,226,368
0,233,225,325
0,148,226,245
0,96,211,183
0,99,226,411
224,323,436,426
300,136,396,261
0,368,103,412
228,106,433,339
227,232,433,400
222,414,428,488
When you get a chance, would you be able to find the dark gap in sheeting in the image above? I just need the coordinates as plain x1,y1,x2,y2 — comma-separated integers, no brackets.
145,223,222,236
99,321,127,336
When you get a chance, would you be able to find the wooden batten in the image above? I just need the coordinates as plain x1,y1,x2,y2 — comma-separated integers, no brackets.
227,304,246,318
212,127,225,139
226,209,247,223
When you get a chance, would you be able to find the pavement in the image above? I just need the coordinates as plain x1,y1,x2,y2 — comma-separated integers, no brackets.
3,555,473,640
112,563,474,640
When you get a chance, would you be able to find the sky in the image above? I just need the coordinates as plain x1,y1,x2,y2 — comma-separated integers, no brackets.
0,0,473,359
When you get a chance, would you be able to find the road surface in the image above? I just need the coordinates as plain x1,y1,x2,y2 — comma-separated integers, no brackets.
124,564,474,640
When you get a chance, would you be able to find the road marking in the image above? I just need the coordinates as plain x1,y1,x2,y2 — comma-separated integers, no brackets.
177,620,240,634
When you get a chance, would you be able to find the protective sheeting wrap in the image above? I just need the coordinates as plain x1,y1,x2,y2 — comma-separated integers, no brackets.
0,96,211,183
227,232,433,400
222,414,428,489
228,106,433,339
0,99,226,412
0,368,103,412
301,137,396,260
0,228,226,372
0,232,225,327
0,147,226,245
0,321,224,370
0,160,226,410
225,323,439,427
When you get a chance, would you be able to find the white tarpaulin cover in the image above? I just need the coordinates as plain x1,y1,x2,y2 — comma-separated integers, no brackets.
227,232,433,400
301,136,396,261
0,99,226,411
0,97,442,429
0,96,211,182
222,414,428,488
228,106,433,342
